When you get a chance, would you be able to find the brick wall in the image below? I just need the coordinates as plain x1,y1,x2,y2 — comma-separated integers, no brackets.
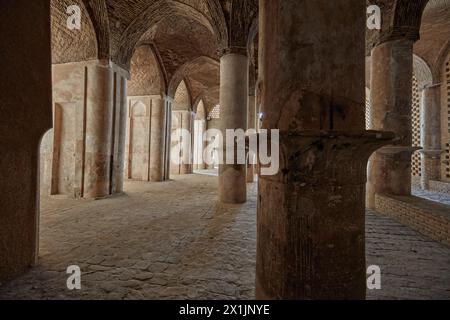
375,194,450,246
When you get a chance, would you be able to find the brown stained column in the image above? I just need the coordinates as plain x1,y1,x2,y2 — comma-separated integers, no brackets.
420,84,442,189
0,0,52,281
247,94,256,182
219,53,248,204
256,0,392,300
149,97,167,181
366,39,416,208
84,62,114,199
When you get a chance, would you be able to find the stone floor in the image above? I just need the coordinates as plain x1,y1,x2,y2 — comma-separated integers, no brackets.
0,171,449,300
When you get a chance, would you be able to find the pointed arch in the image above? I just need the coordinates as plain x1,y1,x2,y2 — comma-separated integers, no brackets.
128,44,167,97
114,0,218,69
167,56,220,99
173,79,193,111
82,0,111,60
413,54,433,89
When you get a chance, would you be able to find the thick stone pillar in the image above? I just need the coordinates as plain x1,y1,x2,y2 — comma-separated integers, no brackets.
84,62,114,199
149,97,167,181
247,94,256,182
52,61,127,198
256,0,392,300
420,84,442,189
219,53,248,203
367,39,415,208
0,0,52,281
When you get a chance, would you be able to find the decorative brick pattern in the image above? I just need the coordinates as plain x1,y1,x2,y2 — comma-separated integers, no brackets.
365,95,371,130
51,0,97,64
128,45,165,96
375,194,450,246
444,59,450,181
208,105,221,120
173,80,191,111
411,75,422,178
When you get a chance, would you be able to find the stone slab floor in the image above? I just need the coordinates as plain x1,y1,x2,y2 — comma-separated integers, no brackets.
0,172,449,300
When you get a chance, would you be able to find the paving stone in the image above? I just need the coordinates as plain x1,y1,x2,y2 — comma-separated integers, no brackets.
0,173,448,299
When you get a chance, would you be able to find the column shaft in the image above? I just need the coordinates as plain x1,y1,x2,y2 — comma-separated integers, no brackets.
112,75,127,193
164,99,173,180
421,84,442,189
0,0,52,281
180,111,193,175
219,53,248,203
84,63,114,199
367,39,415,208
149,97,167,181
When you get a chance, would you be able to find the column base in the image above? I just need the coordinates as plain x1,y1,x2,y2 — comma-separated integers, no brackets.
219,164,247,204
366,145,420,209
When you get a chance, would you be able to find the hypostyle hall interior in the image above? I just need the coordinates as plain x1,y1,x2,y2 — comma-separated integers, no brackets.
0,0,449,300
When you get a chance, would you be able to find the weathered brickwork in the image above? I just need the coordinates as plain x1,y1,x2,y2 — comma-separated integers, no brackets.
411,75,422,179
443,57,450,181
375,194,450,246
51,0,97,64
429,180,450,196
128,45,165,96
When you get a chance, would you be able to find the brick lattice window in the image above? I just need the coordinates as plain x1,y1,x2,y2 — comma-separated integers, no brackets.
411,75,422,178
208,105,220,119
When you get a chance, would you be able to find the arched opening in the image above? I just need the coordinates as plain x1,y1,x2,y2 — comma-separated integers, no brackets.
170,80,193,176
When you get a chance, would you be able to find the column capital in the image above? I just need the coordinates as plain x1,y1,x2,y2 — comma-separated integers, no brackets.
376,146,421,156
259,130,394,185
377,27,420,47
219,46,248,58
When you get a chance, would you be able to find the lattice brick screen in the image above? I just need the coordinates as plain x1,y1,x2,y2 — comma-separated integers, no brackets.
444,60,450,181
411,75,422,178
208,105,220,119
365,96,371,130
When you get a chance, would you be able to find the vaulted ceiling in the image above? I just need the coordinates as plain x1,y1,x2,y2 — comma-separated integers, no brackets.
51,0,449,110
415,0,450,81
